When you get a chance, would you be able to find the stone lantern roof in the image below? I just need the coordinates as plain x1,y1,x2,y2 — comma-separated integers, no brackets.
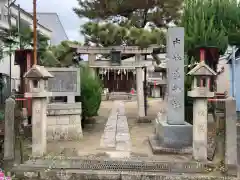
187,61,217,76
24,65,53,79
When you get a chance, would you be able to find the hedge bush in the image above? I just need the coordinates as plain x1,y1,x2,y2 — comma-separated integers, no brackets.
80,66,103,120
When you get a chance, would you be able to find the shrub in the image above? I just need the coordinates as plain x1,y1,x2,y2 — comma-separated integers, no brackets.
80,66,103,119
0,112,4,121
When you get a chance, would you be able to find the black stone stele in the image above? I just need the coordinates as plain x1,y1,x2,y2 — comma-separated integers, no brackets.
111,49,121,66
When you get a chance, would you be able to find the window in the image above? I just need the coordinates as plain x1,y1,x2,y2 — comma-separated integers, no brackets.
197,77,207,87
32,80,39,88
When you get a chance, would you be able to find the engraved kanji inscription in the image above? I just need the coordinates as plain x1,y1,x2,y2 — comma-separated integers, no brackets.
170,97,181,109
173,38,180,46
198,124,206,133
172,84,183,93
198,110,205,116
172,54,182,61
172,68,180,79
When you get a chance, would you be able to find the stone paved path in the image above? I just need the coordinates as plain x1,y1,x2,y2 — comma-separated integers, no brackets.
100,101,131,158
47,99,192,161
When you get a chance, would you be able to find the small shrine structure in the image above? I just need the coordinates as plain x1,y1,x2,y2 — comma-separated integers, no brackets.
71,46,165,118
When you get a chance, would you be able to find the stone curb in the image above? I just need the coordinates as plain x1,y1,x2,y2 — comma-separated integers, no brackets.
12,169,236,180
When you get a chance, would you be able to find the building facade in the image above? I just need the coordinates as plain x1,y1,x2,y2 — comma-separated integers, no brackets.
216,47,240,111
35,13,68,45
0,2,52,102
95,54,166,96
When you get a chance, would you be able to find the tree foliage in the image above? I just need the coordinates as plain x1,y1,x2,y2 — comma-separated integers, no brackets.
0,21,50,61
74,0,182,47
74,0,183,28
182,0,240,55
80,65,102,119
81,22,166,48
47,40,82,67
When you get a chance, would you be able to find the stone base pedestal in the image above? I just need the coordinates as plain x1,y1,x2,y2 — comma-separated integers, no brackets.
46,103,83,141
138,116,151,123
149,119,192,154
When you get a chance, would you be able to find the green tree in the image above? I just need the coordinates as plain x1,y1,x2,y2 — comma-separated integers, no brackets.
48,40,82,67
80,65,102,123
81,22,166,48
182,0,240,55
74,0,182,28
73,0,181,47
0,22,51,63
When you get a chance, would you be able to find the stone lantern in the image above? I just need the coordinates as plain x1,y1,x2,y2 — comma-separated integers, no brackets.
24,65,53,157
187,61,217,161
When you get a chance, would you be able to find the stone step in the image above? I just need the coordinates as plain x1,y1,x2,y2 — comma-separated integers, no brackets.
12,158,222,174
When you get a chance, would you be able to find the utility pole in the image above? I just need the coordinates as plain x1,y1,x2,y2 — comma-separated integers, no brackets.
17,4,21,49
232,46,236,98
7,0,12,93
33,0,37,65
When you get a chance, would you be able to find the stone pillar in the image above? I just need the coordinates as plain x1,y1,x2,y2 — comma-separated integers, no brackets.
225,97,237,167
32,98,47,157
166,28,185,125
4,97,15,160
149,27,192,153
135,54,145,118
193,99,208,161
88,54,96,77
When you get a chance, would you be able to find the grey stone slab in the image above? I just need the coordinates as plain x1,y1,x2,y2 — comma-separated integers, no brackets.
155,120,192,148
166,27,185,125
47,67,80,97
116,142,131,151
101,101,131,153
4,97,15,160
225,97,237,166
149,135,192,154
116,134,130,141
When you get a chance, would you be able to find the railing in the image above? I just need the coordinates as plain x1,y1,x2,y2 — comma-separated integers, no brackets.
208,93,226,114
15,94,28,110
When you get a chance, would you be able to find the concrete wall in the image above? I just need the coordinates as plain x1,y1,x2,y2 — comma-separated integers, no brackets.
220,57,240,111
228,60,240,111
46,103,83,141
217,59,231,95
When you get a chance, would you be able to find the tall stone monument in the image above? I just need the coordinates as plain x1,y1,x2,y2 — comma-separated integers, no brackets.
149,27,192,153
24,65,53,157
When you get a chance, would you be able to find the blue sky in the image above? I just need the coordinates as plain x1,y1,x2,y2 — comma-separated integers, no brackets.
15,0,87,42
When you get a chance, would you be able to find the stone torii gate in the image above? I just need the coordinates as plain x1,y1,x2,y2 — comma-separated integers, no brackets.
71,46,160,119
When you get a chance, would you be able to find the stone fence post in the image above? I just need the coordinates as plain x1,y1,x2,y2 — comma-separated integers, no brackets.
4,96,15,160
